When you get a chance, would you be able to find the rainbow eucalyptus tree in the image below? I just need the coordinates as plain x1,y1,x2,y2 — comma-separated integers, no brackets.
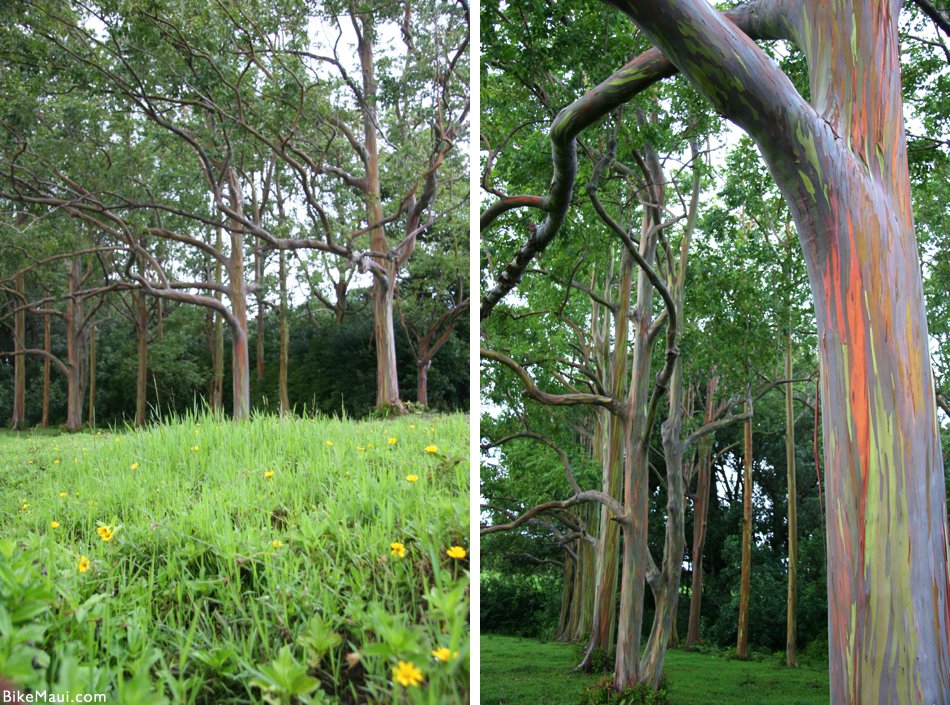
482,0,950,700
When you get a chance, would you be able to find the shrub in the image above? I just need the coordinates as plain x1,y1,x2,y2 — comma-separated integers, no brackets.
579,676,669,705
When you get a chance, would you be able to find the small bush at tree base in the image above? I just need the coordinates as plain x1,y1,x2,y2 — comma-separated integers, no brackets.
579,676,669,705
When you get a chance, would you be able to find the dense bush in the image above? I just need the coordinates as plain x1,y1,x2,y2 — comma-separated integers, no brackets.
480,572,562,638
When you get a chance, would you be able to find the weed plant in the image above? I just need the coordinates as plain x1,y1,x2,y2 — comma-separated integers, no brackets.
0,412,469,704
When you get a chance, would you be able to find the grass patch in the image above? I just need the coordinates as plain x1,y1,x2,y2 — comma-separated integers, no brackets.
480,635,829,705
1,412,469,704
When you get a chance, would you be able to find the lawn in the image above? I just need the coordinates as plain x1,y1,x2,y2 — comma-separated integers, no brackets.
0,413,469,704
480,635,829,705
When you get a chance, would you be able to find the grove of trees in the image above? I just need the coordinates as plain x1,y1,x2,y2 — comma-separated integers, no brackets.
480,1,950,703
0,0,470,426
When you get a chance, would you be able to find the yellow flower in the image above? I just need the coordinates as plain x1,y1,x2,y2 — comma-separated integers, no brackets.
446,546,466,560
409,424,416,429
97,525,114,542
130,463,139,471
27,460,33,465
50,521,60,529
431,647,458,662
96,431,102,436
264,470,275,479
191,445,199,452
272,540,283,549
390,542,406,558
53,459,60,465
77,556,90,573
392,660,423,688
405,474,419,483
59,492,68,497
387,437,397,445
324,440,334,446
356,446,366,452
424,445,439,454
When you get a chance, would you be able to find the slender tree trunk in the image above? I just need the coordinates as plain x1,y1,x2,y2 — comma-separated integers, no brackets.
557,553,576,641
579,253,633,671
134,291,148,427
41,312,50,428
87,318,95,428
687,374,718,648
11,270,26,430
227,171,251,421
785,328,798,666
356,13,402,412
416,355,431,408
210,227,225,413
65,258,84,432
278,250,290,414
614,199,661,690
255,247,265,382
736,395,753,659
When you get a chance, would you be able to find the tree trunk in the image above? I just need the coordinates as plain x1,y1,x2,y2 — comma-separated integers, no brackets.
41,312,50,428
278,249,290,414
579,253,633,671
210,227,225,413
87,318,96,428
255,246,265,381
416,356,431,408
785,328,798,667
606,1,950,698
613,200,661,690
557,553,576,641
356,13,402,412
134,291,148,427
64,258,85,432
227,171,251,421
687,374,718,648
11,270,26,430
736,396,753,659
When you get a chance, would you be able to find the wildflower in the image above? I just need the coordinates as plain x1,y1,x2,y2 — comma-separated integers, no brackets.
53,459,60,465
446,546,467,560
191,445,199,452
130,463,139,471
409,424,416,429
390,542,406,558
96,431,102,436
324,440,334,447
392,660,423,688
77,556,90,573
50,521,60,529
97,526,114,542
405,474,419,483
424,445,438,454
387,437,397,445
27,460,33,465
272,540,283,549
59,492,68,497
431,647,458,662
264,470,275,479
356,446,366,452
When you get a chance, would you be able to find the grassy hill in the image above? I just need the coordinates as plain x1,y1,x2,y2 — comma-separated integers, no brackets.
1,413,469,704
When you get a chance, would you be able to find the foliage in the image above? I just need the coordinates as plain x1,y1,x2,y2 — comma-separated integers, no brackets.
0,412,469,703
480,571,562,639
579,677,669,705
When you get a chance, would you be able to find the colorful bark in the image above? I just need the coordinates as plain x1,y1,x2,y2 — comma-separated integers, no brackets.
737,399,753,659
278,250,290,415
785,328,799,667
686,374,718,648
41,312,50,428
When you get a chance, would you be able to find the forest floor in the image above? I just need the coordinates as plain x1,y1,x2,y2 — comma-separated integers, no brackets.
0,412,469,704
481,635,829,705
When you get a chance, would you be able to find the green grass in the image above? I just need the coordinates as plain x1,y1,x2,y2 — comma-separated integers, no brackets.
1,412,469,704
480,635,829,705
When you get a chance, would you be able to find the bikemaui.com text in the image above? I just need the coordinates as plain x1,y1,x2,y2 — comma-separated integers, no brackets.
3,692,106,703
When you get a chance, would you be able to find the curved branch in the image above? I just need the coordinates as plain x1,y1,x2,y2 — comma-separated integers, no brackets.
482,348,622,414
